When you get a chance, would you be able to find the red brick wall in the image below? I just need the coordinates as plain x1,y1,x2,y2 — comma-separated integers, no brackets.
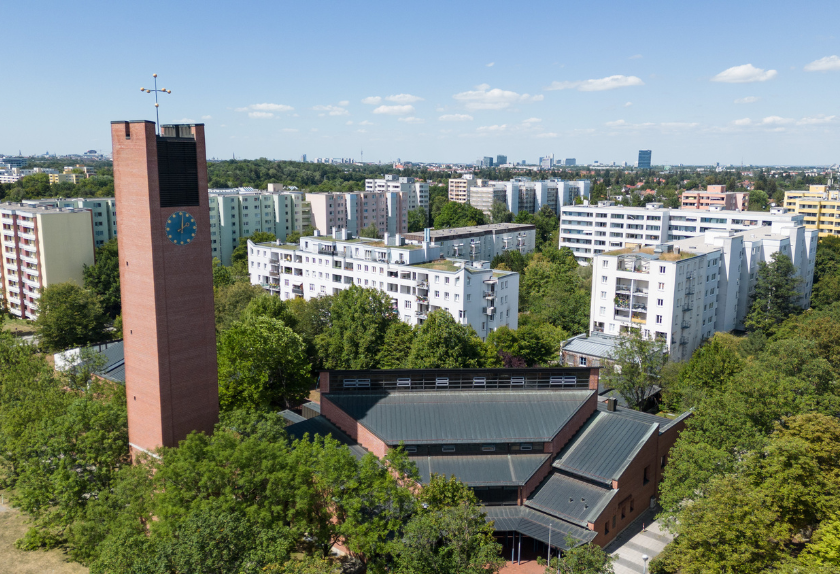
319,371,330,394
320,396,388,458
519,457,553,503
588,367,600,390
113,121,218,453
544,392,597,455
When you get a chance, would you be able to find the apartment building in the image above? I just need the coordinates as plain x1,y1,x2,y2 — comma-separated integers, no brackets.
783,185,840,237
448,177,591,217
589,222,816,359
207,187,312,265
307,189,417,238
24,198,117,248
560,201,805,263
0,203,95,319
402,223,536,260
248,230,519,339
365,174,429,212
680,185,749,211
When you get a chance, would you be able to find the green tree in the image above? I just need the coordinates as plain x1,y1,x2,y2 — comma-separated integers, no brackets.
430,195,449,223
745,252,803,335
316,285,399,369
285,225,316,245
602,331,668,409
407,207,428,232
533,205,558,250
35,282,109,351
669,335,744,409
490,249,527,274
82,238,121,318
521,252,590,334
375,321,415,368
215,281,265,332
490,200,513,224
800,514,840,568
433,201,486,228
406,309,491,368
212,257,235,288
545,540,615,574
359,223,381,239
393,475,505,574
242,293,296,327
287,295,333,370
231,231,277,265
217,316,311,410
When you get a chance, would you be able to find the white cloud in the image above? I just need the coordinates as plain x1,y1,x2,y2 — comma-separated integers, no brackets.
629,54,643,60
346,121,353,125
545,75,644,92
338,100,350,106
282,128,299,132
711,64,777,83
177,118,195,123
734,96,759,104
357,129,367,133
624,102,632,107
762,116,794,125
372,104,415,115
439,114,473,122
201,115,212,120
535,132,558,138
798,115,836,125
361,96,382,105
606,119,626,127
733,118,752,126
521,117,542,124
313,104,349,116
249,103,294,112
486,62,495,67
386,93,424,103
804,55,840,72
660,122,699,129
358,120,374,126
248,111,273,119
398,116,425,124
453,86,543,110
477,124,507,132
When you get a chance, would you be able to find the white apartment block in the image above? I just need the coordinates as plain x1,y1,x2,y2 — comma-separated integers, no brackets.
24,198,117,248
1,203,95,320
208,187,312,265
560,201,807,264
589,222,817,360
365,175,429,212
307,189,416,238
448,177,590,217
402,223,536,261
247,230,519,339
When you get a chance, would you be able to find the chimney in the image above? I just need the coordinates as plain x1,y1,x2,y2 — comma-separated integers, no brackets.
606,397,617,412
332,226,337,239
384,232,390,246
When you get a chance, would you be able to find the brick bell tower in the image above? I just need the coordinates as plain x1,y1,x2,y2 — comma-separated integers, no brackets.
111,121,218,454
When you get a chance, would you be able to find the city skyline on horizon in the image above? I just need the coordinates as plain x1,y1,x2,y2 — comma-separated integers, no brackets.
2,0,839,166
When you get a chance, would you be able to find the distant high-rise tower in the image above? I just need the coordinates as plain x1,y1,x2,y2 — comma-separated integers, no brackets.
483,156,494,168
564,158,576,166
111,121,219,455
300,154,307,163
496,155,507,166
638,150,652,170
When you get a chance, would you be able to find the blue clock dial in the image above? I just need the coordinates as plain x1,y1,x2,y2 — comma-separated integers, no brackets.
165,211,197,245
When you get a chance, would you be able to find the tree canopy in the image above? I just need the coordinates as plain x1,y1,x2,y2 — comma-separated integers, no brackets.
83,238,121,318
745,252,803,336
34,282,109,351
433,201,486,229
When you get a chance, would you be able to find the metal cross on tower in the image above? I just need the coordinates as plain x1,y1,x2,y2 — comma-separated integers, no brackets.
140,74,171,135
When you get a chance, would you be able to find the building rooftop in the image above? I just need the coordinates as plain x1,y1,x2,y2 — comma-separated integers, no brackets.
562,332,620,360
0,202,90,215
553,411,658,486
403,223,536,242
411,454,551,487
284,415,368,460
324,390,594,446
484,506,597,549
525,472,617,527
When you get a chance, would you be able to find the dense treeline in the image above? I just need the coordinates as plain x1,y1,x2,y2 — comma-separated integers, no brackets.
649,237,840,573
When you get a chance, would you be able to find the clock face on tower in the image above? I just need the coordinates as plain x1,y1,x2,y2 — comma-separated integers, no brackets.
165,211,197,245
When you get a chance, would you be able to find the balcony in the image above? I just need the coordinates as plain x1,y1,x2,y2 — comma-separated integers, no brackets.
681,321,691,329
484,306,495,315
633,288,648,296
7,295,20,305
24,288,40,299
679,337,689,346
22,277,39,288
318,247,336,255
483,290,496,299
631,314,646,324
7,285,20,294
416,280,429,289
615,284,631,294
632,304,647,312
682,302,693,312
292,286,304,295
20,253,37,264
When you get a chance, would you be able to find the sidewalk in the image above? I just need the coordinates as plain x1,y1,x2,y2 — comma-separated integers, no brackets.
603,507,674,574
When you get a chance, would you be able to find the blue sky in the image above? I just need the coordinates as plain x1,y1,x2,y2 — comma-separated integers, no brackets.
3,0,839,165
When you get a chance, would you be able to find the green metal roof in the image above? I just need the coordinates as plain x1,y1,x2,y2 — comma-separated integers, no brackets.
554,412,658,486
326,391,594,445
483,506,597,549
411,454,551,486
526,473,616,527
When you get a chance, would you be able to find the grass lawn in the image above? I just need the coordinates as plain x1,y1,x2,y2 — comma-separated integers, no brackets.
0,491,88,574
2,318,36,337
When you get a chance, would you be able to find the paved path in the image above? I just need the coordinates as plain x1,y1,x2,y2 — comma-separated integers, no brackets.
604,507,674,574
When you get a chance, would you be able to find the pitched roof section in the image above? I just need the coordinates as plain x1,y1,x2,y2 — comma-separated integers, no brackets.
326,390,594,445
525,472,617,527
484,506,597,549
411,454,551,487
554,412,658,486
285,415,369,460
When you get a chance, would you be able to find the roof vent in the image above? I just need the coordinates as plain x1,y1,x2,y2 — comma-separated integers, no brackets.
607,397,617,412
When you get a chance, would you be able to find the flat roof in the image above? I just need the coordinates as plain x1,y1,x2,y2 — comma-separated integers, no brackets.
0,202,90,215
403,223,535,241
563,333,619,360
325,390,594,445
411,453,551,486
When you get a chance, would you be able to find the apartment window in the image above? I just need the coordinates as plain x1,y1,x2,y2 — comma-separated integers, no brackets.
434,291,440,298
601,275,608,284
444,293,449,300
454,294,460,302
599,306,606,316
602,260,609,267
657,298,664,306
656,315,663,324
434,275,440,283
404,300,411,309
466,294,471,301
658,282,665,290
601,291,607,299
659,265,666,273
579,356,587,366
